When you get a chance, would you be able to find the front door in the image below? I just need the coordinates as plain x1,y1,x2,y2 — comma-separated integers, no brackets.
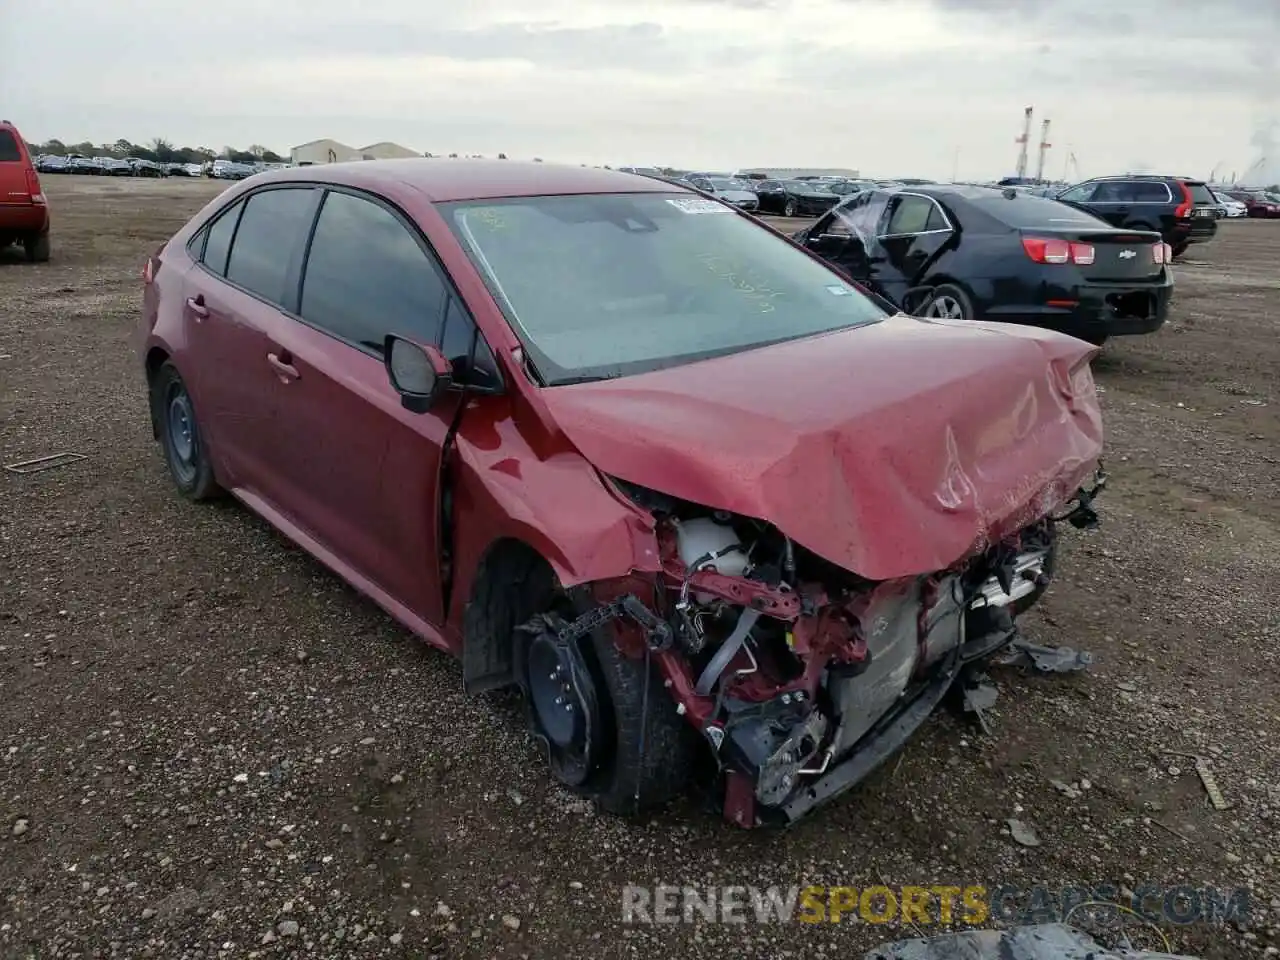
803,190,892,292
265,187,461,626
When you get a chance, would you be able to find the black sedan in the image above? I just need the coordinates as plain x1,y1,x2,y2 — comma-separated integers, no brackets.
754,179,842,217
791,185,1173,346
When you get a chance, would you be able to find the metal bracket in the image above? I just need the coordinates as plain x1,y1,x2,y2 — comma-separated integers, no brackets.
996,638,1094,673
4,452,88,475
554,594,673,651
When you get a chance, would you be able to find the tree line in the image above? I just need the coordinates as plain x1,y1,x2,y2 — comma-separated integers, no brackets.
26,139,553,165
27,137,285,164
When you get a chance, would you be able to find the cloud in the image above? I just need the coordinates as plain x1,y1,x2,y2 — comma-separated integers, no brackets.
0,0,1272,179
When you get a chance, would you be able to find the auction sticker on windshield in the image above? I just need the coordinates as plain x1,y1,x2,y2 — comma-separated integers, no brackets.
666,197,733,214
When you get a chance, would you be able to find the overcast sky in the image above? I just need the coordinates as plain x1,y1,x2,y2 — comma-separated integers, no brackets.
3,0,1277,182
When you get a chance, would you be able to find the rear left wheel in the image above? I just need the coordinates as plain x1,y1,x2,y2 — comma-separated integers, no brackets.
23,232,50,263
150,362,220,500
921,283,974,321
783,199,797,217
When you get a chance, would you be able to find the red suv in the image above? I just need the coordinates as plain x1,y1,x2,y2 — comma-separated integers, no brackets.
138,161,1106,827
0,121,50,262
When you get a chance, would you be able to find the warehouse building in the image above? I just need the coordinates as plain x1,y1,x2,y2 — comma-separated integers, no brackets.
290,139,420,165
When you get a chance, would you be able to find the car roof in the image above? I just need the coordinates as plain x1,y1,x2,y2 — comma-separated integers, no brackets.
253,159,681,202
884,184,1009,203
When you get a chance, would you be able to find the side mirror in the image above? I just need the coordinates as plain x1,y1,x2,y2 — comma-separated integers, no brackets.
385,335,452,413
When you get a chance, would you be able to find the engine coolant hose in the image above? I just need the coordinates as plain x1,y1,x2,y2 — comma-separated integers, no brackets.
694,607,762,697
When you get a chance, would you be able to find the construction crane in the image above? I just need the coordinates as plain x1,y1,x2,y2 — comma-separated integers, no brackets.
1014,106,1034,180
1034,119,1051,182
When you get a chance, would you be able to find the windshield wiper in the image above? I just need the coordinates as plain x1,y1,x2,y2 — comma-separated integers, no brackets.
548,373,624,386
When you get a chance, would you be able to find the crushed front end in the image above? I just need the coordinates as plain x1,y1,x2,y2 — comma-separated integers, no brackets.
592,468,1104,827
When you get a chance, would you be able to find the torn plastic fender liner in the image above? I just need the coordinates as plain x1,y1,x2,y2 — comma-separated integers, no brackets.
540,314,1103,582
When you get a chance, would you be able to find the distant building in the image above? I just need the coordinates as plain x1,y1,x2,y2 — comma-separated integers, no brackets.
290,139,420,165
357,141,420,160
733,166,861,180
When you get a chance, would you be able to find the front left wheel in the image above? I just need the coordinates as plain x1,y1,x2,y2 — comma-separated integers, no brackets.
150,362,220,500
517,600,697,815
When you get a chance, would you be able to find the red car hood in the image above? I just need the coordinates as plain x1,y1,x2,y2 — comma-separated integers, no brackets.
541,315,1104,580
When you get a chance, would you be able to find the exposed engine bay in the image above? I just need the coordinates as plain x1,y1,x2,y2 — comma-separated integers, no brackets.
553,471,1104,827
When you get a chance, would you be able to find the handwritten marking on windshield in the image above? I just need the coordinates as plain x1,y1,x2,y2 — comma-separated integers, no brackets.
695,253,784,313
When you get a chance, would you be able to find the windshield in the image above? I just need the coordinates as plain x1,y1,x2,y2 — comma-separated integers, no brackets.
789,180,832,192
444,192,886,385
708,178,744,190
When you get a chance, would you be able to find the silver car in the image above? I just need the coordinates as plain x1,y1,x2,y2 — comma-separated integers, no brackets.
688,176,760,211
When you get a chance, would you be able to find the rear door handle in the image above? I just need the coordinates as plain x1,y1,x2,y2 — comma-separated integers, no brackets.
185,295,209,319
267,351,300,382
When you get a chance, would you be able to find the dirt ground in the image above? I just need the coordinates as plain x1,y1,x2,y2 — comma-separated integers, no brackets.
1,176,1278,959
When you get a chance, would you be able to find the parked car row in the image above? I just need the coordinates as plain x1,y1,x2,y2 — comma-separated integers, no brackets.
35,154,291,180
1215,187,1280,218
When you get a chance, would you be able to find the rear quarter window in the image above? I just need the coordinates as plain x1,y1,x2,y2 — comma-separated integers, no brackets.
0,130,23,162
971,194,1108,229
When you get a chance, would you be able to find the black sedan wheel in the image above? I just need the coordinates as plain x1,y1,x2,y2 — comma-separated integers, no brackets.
922,284,974,321
783,199,797,217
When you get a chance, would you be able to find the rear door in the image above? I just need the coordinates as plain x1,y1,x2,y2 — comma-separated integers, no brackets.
1080,180,1140,228
181,187,321,497
266,187,467,626
874,193,955,307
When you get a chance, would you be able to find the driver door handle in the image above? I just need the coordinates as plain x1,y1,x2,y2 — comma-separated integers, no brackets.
185,295,209,319
267,351,300,382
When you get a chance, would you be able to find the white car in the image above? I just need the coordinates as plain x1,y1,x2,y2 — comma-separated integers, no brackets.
1213,191,1248,218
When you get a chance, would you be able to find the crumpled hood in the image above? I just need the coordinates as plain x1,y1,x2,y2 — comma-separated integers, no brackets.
541,315,1103,581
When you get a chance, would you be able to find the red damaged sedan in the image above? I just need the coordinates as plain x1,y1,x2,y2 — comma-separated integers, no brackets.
138,160,1105,827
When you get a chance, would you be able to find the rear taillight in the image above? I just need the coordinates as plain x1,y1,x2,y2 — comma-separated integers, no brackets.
1152,242,1173,264
25,167,45,204
1022,237,1094,265
1174,182,1193,218
141,258,155,284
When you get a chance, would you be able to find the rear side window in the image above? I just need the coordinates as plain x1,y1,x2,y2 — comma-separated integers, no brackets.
885,195,936,235
299,190,447,354
1129,181,1172,202
201,201,244,276
1183,182,1218,205
226,188,318,306
0,129,22,162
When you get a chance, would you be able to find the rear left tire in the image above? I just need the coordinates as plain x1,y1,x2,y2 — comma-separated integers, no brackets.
150,362,220,501
23,232,50,263
921,283,974,321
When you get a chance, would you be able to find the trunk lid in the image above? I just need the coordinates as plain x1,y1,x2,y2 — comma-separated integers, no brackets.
542,315,1103,580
